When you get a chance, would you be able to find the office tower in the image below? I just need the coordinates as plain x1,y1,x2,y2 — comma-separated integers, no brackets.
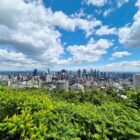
90,69,93,77
61,69,67,80
94,69,97,78
47,69,50,74
61,69,66,74
57,71,62,80
77,69,81,78
69,71,72,75
17,73,20,81
100,72,103,78
33,69,37,76
123,73,126,79
97,70,100,79
83,69,87,75
103,72,107,80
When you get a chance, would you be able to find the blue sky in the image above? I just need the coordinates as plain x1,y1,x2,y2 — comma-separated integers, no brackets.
0,0,140,71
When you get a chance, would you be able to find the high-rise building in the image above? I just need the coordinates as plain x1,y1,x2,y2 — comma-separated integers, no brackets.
47,69,50,74
61,69,67,80
83,69,87,75
69,71,72,75
133,74,140,89
94,69,97,78
96,70,100,79
77,69,81,78
33,69,37,76
90,69,93,77
103,72,107,80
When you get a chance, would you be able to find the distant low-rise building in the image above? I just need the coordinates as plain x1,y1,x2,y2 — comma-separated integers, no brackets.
133,74,140,89
8,80,11,87
56,80,69,91
70,83,84,92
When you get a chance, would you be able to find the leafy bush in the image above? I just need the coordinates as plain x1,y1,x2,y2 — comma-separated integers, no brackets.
0,87,140,140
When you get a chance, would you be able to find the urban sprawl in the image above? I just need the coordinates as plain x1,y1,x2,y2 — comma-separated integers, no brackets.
0,69,140,95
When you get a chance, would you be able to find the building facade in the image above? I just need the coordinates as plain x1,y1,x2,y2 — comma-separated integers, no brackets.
133,74,140,89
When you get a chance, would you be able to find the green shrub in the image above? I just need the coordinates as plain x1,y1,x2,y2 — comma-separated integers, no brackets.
0,87,140,140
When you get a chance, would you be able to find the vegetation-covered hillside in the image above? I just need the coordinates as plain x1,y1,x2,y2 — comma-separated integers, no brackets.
0,87,140,140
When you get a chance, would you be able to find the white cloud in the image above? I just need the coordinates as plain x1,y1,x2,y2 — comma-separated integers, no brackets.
0,0,66,69
111,51,131,59
113,46,119,51
118,0,140,48
84,0,107,6
84,0,129,8
96,25,117,36
118,26,131,44
0,0,103,70
71,9,86,18
0,48,43,70
102,1,129,17
0,49,27,62
103,8,114,17
0,0,136,71
105,61,140,71
54,60,140,72
136,0,140,7
67,38,112,63
48,10,101,37
117,0,129,8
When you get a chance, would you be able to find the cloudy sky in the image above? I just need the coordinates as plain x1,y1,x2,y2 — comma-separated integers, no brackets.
0,0,140,71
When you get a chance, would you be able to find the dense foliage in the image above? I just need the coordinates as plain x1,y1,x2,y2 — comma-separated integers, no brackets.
0,86,140,140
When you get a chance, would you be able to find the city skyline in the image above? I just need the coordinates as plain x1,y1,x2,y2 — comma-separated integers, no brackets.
0,0,140,71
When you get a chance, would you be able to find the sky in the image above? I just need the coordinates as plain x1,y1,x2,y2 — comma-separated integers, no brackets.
0,0,140,71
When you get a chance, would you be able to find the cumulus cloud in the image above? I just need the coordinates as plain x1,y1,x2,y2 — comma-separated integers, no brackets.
83,0,107,7
117,0,129,8
0,0,136,71
84,0,129,8
0,0,66,69
105,61,140,71
118,0,140,48
111,51,131,59
102,1,129,17
48,10,101,37
96,25,117,36
67,38,112,63
136,0,140,7
0,48,43,70
55,61,140,72
103,8,114,17
71,9,86,18
0,0,103,70
118,26,130,44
